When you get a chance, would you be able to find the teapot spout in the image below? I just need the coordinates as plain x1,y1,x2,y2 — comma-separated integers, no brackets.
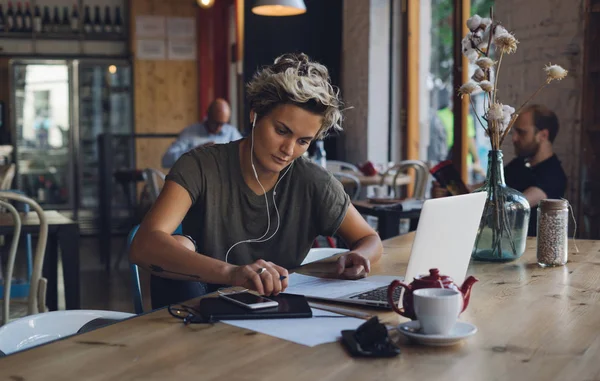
459,276,478,312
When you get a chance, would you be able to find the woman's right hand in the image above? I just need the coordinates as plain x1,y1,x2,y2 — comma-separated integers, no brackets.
227,259,289,296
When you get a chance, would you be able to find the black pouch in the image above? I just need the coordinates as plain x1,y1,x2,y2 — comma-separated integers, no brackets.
341,316,401,358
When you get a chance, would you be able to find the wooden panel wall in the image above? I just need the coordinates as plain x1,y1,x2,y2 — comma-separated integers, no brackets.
130,0,198,172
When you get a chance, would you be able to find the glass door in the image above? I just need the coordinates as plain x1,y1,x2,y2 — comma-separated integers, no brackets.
78,60,132,212
12,60,73,209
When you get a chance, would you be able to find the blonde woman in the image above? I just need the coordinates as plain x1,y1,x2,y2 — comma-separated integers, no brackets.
130,53,383,308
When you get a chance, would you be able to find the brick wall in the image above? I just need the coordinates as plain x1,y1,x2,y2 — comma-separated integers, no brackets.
495,0,585,208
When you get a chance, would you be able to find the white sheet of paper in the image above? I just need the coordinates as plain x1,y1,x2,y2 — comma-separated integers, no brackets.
286,273,389,299
222,308,364,347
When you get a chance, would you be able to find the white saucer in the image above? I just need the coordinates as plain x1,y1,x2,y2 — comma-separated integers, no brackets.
397,321,478,346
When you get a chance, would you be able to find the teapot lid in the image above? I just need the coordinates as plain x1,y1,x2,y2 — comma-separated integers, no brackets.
416,268,453,283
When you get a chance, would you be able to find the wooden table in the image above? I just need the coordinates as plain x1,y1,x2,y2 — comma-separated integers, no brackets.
0,211,80,310
2,234,600,380
353,200,421,239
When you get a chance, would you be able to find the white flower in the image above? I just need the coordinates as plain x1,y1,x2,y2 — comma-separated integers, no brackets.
472,68,486,82
467,15,482,31
471,29,485,47
461,33,473,52
487,103,504,121
477,27,490,50
501,105,515,129
479,80,494,92
476,57,495,70
493,25,508,38
465,49,479,63
458,81,479,97
494,31,518,54
481,18,492,27
544,63,568,82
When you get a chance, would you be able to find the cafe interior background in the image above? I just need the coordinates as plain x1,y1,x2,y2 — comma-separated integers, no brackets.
0,0,597,315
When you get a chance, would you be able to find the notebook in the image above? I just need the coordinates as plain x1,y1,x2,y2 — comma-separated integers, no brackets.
197,293,312,322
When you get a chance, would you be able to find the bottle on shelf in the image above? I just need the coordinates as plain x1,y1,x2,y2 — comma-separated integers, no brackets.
6,1,14,32
0,5,5,33
23,1,31,32
61,6,69,33
14,1,23,32
42,6,51,33
70,4,79,33
33,4,41,33
114,6,122,34
52,6,60,33
103,6,112,33
93,6,102,33
83,5,92,34
314,140,327,168
36,175,46,203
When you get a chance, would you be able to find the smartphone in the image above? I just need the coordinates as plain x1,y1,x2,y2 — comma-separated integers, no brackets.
219,292,279,310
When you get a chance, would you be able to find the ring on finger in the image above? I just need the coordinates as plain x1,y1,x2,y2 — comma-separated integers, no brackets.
256,267,266,275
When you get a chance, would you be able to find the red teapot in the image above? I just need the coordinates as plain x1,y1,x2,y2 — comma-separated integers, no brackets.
386,268,478,320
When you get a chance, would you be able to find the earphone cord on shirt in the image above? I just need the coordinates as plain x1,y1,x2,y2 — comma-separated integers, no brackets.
223,117,293,265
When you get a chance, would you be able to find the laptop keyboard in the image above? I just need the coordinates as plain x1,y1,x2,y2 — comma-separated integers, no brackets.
350,286,401,304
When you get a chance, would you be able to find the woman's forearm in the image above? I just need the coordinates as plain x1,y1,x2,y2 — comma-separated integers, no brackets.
129,229,235,284
350,233,383,263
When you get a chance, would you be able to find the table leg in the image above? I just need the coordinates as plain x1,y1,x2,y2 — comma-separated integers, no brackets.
377,214,400,240
57,224,81,310
42,233,59,311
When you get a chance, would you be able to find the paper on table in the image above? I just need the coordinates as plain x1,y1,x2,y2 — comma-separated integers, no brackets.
285,273,391,299
222,308,364,347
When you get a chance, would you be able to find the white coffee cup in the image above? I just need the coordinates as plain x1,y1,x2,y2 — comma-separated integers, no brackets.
413,288,462,335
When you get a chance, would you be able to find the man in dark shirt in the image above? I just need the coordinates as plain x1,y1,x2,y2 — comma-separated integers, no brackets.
504,104,567,236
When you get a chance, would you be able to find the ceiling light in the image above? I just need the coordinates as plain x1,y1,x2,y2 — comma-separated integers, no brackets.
252,0,306,16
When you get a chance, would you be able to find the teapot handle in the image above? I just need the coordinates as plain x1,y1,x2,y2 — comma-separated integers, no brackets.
387,280,410,317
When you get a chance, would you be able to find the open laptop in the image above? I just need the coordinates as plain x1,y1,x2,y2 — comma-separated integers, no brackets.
305,192,487,309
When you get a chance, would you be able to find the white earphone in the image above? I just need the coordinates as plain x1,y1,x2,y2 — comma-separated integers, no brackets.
224,113,294,264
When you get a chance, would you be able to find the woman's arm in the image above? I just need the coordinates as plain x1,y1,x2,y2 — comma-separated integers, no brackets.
331,204,383,279
129,180,288,295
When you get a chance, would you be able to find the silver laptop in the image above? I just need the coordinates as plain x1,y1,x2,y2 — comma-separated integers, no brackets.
308,192,487,308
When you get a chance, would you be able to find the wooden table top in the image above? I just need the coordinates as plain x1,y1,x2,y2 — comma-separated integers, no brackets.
2,234,599,380
0,210,75,227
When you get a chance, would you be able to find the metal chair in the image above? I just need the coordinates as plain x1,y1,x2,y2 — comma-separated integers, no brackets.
142,168,166,203
0,200,21,326
128,224,183,314
380,160,430,199
332,172,361,200
325,160,361,174
0,192,48,319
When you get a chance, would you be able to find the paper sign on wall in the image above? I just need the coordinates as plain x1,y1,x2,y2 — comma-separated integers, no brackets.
167,17,196,39
136,39,166,60
136,16,166,38
167,39,196,61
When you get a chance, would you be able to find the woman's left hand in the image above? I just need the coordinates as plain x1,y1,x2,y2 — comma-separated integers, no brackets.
335,252,371,280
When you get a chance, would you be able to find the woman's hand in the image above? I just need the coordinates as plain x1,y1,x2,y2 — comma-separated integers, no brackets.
228,259,289,296
335,252,371,280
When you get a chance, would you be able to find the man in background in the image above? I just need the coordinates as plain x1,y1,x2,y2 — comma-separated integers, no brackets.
162,98,242,168
432,104,567,236
504,104,567,235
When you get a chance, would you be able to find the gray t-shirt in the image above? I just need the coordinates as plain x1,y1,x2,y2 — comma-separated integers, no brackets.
166,139,350,269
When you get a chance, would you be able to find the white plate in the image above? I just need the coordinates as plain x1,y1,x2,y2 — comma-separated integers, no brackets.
397,320,477,346
0,310,134,355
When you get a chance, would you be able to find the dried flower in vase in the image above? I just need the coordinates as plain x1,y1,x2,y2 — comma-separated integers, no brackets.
459,11,567,151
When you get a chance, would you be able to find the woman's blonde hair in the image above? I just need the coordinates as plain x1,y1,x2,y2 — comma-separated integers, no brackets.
246,53,343,139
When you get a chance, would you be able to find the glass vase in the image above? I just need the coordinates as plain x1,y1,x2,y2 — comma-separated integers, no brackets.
471,150,530,262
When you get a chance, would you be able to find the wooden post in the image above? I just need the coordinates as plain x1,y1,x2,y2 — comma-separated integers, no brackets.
452,0,470,183
400,0,419,197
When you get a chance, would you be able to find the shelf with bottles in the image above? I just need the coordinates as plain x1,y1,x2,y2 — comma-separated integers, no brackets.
0,1,127,42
